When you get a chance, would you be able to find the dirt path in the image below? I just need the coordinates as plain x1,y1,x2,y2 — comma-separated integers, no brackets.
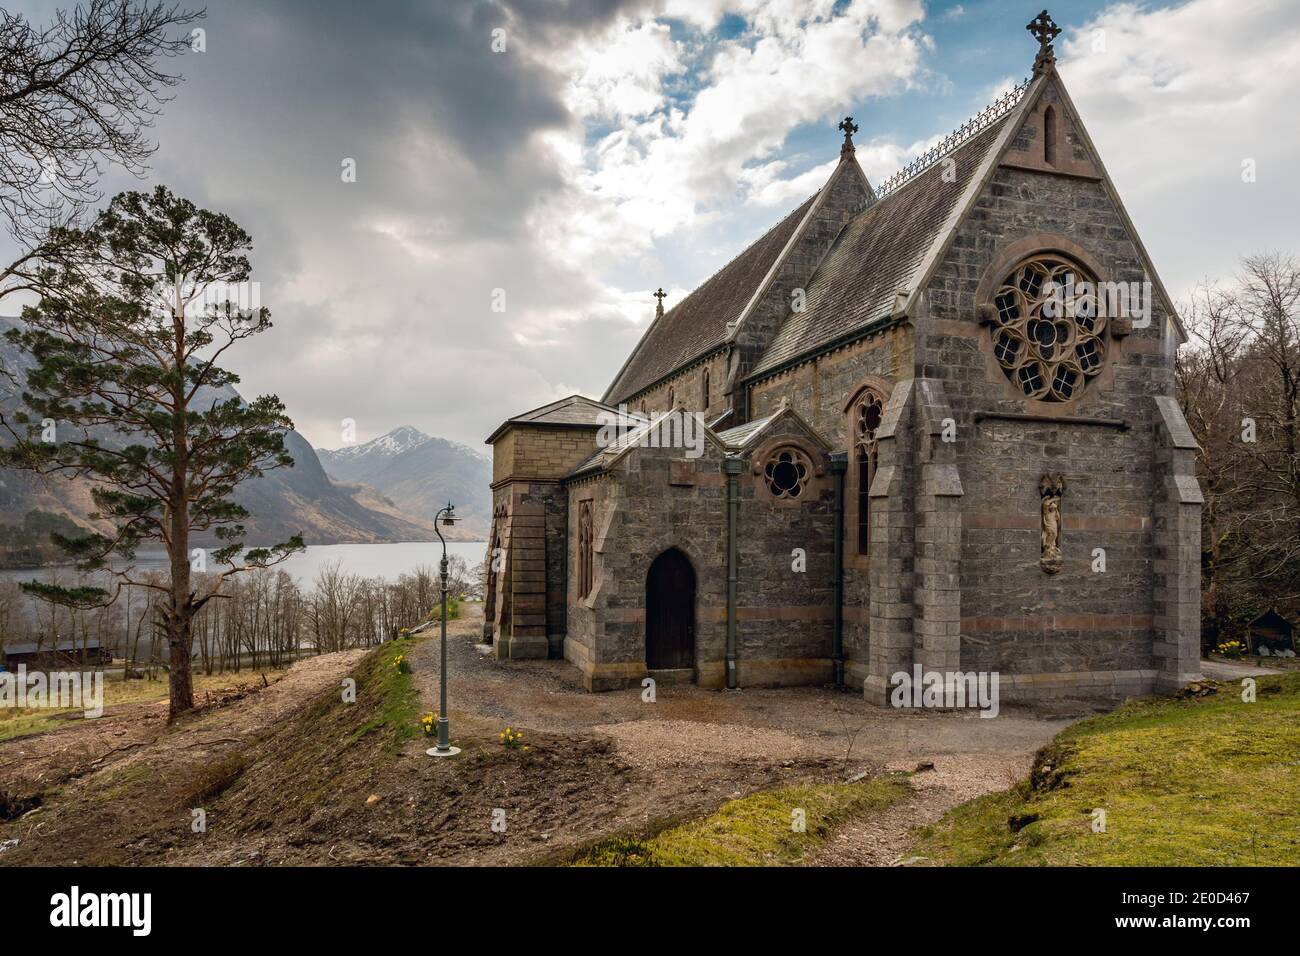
805,753,1031,866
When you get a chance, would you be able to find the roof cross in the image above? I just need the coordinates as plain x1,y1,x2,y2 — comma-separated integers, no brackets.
1026,9,1061,75
837,116,859,157
653,287,666,318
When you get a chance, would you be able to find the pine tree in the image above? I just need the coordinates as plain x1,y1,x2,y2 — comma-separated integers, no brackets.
2,185,303,718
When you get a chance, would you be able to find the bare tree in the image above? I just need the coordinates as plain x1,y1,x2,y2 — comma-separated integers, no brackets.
0,0,201,263
1179,251,1300,642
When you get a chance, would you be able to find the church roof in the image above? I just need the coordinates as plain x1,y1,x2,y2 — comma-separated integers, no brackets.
565,407,726,479
750,114,1012,379
603,193,817,405
485,394,626,444
714,415,772,448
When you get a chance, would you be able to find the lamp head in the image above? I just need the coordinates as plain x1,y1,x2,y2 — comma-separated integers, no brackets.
440,502,457,526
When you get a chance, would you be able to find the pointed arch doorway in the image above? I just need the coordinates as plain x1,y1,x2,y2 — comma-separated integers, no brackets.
645,548,696,672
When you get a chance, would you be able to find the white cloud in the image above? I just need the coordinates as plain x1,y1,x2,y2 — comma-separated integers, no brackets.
1059,0,1300,298
534,0,928,272
560,19,683,121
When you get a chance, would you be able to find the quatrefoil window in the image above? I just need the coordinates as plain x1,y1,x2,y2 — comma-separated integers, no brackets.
763,447,811,499
990,254,1107,402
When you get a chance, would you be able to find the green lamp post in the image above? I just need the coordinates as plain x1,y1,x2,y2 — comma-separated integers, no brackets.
427,501,460,757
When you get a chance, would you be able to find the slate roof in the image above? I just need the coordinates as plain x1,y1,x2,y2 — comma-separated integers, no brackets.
485,395,629,444
566,410,670,479
750,116,1011,378
604,194,818,405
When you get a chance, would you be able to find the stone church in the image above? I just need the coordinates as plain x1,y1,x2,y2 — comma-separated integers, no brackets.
483,12,1203,704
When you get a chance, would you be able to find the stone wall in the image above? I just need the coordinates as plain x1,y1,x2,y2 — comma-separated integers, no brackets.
914,151,1193,697
728,415,837,687
486,422,603,660
565,440,729,690
622,349,730,422
564,413,837,690
494,426,602,481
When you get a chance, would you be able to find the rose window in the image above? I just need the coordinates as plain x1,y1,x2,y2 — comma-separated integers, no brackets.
990,255,1107,401
763,447,811,499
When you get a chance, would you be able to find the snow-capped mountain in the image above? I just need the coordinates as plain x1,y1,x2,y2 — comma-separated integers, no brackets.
0,316,445,557
316,427,491,536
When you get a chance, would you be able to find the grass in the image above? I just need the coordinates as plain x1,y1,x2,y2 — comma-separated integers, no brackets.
574,776,911,867
0,668,291,742
913,672,1300,866
345,637,422,753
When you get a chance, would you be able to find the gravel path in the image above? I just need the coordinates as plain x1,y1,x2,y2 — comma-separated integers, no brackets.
1200,658,1285,680
410,605,1097,861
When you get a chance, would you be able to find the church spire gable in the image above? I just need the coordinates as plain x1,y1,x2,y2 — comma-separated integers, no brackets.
893,9,1186,344
721,126,877,406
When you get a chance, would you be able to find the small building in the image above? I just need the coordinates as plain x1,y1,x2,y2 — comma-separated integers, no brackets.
0,638,112,669
1247,611,1295,655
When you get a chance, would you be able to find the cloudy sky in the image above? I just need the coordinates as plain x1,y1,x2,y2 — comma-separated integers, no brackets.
5,0,1299,451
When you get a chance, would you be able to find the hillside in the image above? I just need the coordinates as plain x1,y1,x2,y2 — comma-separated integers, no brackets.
0,316,443,559
316,426,492,536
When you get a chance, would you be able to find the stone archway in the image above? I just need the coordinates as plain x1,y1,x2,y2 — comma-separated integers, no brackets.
645,547,696,672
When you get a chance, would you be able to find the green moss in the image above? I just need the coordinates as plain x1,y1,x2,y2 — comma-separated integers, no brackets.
574,776,911,867
914,673,1300,866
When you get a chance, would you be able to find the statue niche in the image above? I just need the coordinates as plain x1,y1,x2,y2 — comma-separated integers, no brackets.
1039,473,1066,574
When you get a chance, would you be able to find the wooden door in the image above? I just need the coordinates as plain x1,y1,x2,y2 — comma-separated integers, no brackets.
645,548,696,670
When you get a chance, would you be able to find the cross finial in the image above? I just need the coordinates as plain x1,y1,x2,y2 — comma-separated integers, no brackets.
1026,9,1061,75
653,287,666,318
837,116,859,157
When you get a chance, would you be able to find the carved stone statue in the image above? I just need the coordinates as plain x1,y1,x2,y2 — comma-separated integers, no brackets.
1039,473,1066,574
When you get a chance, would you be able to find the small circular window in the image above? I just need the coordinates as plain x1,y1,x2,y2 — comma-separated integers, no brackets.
990,254,1107,402
764,447,811,499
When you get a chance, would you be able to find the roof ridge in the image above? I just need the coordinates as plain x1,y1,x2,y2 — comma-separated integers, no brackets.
875,76,1031,199
657,190,820,321
603,189,820,403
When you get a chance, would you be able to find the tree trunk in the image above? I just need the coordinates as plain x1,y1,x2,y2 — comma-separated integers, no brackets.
167,299,195,719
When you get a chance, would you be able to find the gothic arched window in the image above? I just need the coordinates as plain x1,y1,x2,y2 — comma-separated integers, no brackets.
667,386,674,409
991,253,1106,402
578,500,593,598
1043,105,1057,166
853,390,885,554
702,368,710,409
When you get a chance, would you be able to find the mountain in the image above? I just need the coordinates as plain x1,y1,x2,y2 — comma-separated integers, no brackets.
316,426,492,536
0,316,447,560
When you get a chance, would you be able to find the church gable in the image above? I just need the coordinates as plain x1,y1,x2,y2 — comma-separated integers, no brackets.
726,152,876,387
1001,76,1102,181
748,109,1017,382
604,144,875,409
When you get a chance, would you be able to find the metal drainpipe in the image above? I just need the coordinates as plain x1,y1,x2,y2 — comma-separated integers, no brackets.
830,453,847,687
724,455,743,689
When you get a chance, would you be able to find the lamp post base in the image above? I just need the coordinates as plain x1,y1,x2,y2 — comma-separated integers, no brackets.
426,745,461,757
